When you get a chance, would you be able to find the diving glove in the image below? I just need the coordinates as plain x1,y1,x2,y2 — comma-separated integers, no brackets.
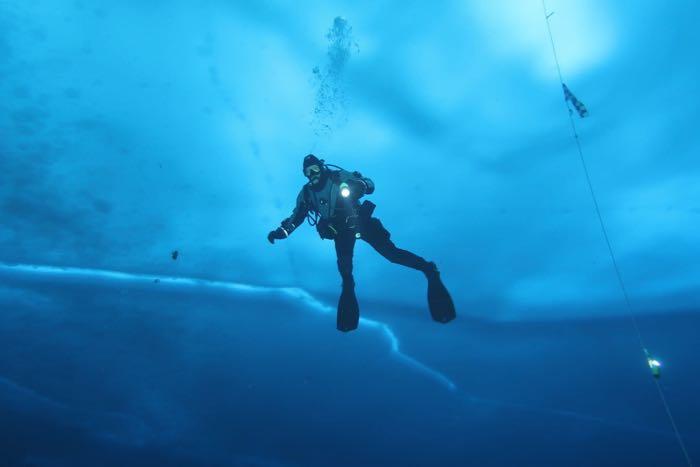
267,227,288,244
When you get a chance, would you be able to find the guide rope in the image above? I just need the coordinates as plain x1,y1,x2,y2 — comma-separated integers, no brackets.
540,2,693,465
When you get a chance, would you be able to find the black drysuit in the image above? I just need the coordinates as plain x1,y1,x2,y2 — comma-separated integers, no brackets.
279,169,431,288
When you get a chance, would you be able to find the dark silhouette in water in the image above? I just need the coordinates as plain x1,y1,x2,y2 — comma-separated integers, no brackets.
268,154,456,331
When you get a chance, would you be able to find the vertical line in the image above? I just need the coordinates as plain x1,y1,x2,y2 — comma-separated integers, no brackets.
540,2,693,465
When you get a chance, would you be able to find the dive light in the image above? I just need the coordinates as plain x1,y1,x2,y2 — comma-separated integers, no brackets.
647,357,662,379
644,349,662,379
340,182,351,198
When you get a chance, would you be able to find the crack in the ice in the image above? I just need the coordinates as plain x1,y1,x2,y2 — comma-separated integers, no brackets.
0,262,457,391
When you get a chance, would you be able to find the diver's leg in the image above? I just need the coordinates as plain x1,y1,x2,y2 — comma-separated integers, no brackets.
334,229,356,287
362,217,456,323
334,230,359,332
361,217,430,272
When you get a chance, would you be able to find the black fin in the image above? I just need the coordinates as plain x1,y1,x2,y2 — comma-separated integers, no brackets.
337,286,360,332
426,267,456,323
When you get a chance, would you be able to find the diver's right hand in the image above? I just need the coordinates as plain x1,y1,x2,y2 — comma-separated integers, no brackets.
267,227,288,244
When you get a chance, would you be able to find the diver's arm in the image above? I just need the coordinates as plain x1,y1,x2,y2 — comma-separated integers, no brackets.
282,189,309,233
268,189,308,244
356,172,375,195
344,170,375,197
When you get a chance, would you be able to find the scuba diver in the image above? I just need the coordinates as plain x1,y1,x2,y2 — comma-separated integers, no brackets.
267,154,456,332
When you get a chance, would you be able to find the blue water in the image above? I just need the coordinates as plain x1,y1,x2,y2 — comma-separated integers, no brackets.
1,1,699,465
1,264,698,466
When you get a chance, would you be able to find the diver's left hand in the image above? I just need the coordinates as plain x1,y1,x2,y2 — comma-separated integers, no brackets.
347,179,368,198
